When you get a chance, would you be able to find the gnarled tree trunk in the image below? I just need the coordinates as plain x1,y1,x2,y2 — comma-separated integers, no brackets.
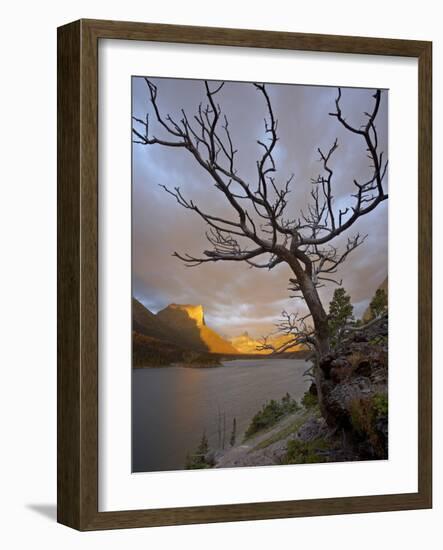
293,268,330,413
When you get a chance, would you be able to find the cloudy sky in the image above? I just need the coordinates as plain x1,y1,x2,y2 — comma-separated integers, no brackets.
132,77,388,339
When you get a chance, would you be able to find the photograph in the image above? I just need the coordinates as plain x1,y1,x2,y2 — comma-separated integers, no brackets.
131,76,389,473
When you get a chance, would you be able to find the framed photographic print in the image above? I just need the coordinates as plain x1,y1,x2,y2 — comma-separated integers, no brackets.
57,19,432,530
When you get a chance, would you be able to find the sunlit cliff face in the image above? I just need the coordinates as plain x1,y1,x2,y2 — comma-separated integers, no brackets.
157,303,238,354
167,304,205,328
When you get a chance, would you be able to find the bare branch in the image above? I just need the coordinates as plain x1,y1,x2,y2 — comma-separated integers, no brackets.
257,310,317,354
133,79,388,359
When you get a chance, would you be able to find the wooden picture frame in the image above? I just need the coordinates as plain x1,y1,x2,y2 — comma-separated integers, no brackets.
57,18,432,530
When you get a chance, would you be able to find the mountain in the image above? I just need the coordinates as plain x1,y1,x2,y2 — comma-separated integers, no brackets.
132,299,240,367
132,298,203,351
133,298,173,342
132,298,188,366
229,331,303,355
156,304,239,354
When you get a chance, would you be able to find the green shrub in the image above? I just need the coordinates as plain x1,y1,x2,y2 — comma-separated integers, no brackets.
282,438,328,464
185,432,213,469
328,287,354,347
350,393,388,435
244,393,300,439
369,288,388,319
301,390,318,409
373,393,388,416
349,392,388,458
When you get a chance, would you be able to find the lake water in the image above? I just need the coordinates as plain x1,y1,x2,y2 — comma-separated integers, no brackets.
132,358,310,472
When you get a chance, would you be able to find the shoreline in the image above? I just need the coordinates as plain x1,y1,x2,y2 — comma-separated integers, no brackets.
133,351,311,370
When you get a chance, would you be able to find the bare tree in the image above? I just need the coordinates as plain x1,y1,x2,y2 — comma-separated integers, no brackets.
133,79,388,404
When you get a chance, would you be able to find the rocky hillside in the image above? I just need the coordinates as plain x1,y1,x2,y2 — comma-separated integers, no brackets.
318,313,388,459
213,407,355,468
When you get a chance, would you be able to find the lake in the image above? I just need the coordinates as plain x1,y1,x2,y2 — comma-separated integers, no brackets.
132,358,310,472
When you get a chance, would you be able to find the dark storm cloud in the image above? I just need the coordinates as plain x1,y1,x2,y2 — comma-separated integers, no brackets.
132,77,388,337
